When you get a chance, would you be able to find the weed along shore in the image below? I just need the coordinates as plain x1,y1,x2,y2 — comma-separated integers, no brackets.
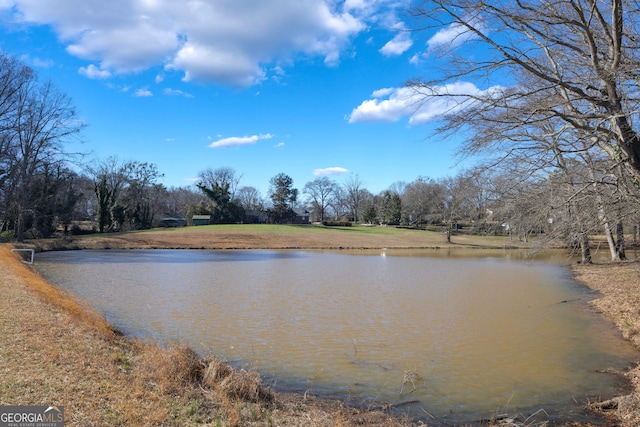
2,225,640,426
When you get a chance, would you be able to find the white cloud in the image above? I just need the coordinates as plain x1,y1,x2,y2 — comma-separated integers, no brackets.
133,88,152,97
349,82,502,125
20,54,54,68
409,53,421,65
209,133,273,148
426,19,486,54
379,32,412,57
163,88,193,98
7,0,386,87
78,64,111,79
348,87,416,123
274,142,285,148
313,167,349,176
371,87,394,98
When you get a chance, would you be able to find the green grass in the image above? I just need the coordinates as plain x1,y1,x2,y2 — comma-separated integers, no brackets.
42,221,528,251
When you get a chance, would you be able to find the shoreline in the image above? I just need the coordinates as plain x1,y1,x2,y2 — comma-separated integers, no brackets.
2,228,640,426
570,261,640,426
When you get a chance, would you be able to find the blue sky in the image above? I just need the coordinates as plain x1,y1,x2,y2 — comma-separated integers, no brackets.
0,0,483,196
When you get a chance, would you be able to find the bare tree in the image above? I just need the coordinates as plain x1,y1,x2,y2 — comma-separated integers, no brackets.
0,54,33,184
198,167,242,200
402,178,434,225
343,174,366,222
88,157,129,232
196,167,244,224
236,186,264,211
328,185,348,220
1,63,83,241
304,177,337,222
409,0,640,185
121,161,164,229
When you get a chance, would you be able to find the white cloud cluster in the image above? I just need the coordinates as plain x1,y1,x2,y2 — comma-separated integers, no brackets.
134,88,153,97
349,82,501,125
79,64,111,79
2,0,402,87
163,88,193,98
313,167,349,176
209,133,273,148
379,32,412,57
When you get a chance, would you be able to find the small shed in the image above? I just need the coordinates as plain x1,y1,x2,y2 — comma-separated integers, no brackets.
192,215,211,226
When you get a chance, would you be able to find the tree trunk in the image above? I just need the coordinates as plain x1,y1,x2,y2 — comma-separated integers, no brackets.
603,218,620,262
15,209,24,242
579,232,592,264
615,222,626,260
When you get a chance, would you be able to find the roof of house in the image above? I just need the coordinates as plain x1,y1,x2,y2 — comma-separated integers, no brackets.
158,213,187,220
192,215,211,220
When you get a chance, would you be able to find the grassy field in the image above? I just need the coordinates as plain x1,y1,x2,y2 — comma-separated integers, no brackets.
32,223,529,251
3,225,640,426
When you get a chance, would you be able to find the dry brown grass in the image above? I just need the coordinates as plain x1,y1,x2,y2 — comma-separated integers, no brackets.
0,244,415,426
572,260,640,427
30,223,527,252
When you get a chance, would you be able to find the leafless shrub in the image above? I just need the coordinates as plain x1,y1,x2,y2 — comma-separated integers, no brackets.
134,341,204,396
203,356,273,403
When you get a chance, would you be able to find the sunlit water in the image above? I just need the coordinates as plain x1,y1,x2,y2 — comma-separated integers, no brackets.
34,249,638,424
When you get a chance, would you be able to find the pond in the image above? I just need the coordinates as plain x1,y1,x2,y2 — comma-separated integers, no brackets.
33,249,638,425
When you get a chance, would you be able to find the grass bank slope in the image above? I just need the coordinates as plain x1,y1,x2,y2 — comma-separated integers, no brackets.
0,244,413,426
34,224,524,251
572,261,640,426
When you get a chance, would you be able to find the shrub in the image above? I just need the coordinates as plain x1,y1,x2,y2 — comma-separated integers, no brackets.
322,220,352,227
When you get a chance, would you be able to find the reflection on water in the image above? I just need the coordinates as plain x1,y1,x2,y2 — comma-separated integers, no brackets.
34,249,638,424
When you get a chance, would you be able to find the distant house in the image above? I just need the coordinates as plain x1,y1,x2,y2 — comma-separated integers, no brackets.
244,209,268,224
291,208,311,224
156,213,187,228
192,215,211,226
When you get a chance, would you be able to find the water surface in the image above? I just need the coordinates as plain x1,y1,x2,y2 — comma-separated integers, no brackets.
34,249,638,424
